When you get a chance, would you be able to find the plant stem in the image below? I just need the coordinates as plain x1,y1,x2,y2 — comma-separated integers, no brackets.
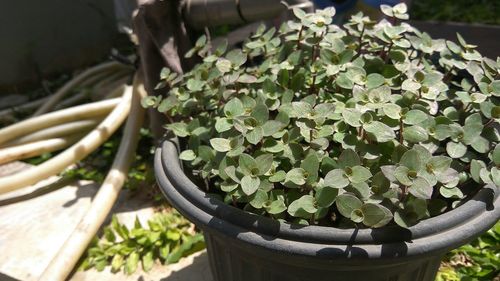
384,42,394,64
297,26,303,50
484,118,495,127
399,118,404,144
463,103,472,112
354,26,366,58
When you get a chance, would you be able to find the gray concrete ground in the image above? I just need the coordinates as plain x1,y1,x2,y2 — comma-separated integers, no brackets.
0,162,212,281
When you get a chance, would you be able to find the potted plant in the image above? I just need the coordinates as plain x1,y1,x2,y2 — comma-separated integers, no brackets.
147,4,499,281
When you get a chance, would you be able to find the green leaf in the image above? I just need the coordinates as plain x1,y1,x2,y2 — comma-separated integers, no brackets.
400,149,422,172
383,104,402,119
285,168,306,185
220,182,238,192
366,73,385,89
251,102,269,124
364,121,396,142
338,149,360,168
142,250,154,272
291,102,313,118
404,110,427,125
324,169,349,188
158,95,177,112
351,209,364,223
141,96,159,108
179,150,196,161
241,175,260,195
470,160,485,183
210,138,232,152
159,244,170,259
342,108,362,127
361,203,393,228
125,252,140,275
491,167,500,186
292,7,306,19
336,73,354,89
239,154,258,175
394,166,413,186
380,4,394,17
493,144,500,166
409,177,433,199
394,210,416,228
288,195,317,218
215,117,233,133
439,186,464,199
267,199,287,214
250,189,268,208
427,156,452,174
111,254,124,272
403,125,428,143
246,127,264,144
226,49,247,67
446,141,467,158
315,186,338,208
348,166,372,183
269,170,286,182
166,122,189,137
433,124,452,141
335,193,363,219
262,120,283,136
446,40,462,54
463,113,484,144
224,98,244,117
301,152,320,183
186,79,204,91
402,79,421,92
256,154,273,175
216,58,232,73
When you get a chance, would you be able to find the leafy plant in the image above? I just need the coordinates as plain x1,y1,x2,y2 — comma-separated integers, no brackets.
79,211,205,274
437,223,500,281
146,5,499,228
60,128,156,191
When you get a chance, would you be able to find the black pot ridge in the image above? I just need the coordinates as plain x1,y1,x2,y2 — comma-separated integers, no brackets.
155,138,499,261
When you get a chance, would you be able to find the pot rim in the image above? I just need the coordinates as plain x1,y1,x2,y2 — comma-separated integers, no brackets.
155,138,500,259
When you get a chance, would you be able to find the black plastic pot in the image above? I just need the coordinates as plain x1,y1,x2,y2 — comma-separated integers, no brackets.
154,139,500,281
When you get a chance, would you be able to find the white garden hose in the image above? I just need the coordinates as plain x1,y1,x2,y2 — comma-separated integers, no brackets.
54,70,133,110
0,98,120,146
33,61,132,116
39,75,146,281
2,119,101,147
0,134,84,165
0,86,132,195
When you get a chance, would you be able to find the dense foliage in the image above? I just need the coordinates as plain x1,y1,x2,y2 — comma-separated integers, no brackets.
411,0,500,25
437,222,500,281
146,4,500,228
79,212,205,275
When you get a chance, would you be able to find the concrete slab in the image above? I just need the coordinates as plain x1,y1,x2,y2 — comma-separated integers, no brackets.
0,176,99,281
0,162,211,281
71,251,213,281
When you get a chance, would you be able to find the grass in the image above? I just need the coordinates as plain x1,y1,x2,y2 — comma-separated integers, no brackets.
410,0,500,25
